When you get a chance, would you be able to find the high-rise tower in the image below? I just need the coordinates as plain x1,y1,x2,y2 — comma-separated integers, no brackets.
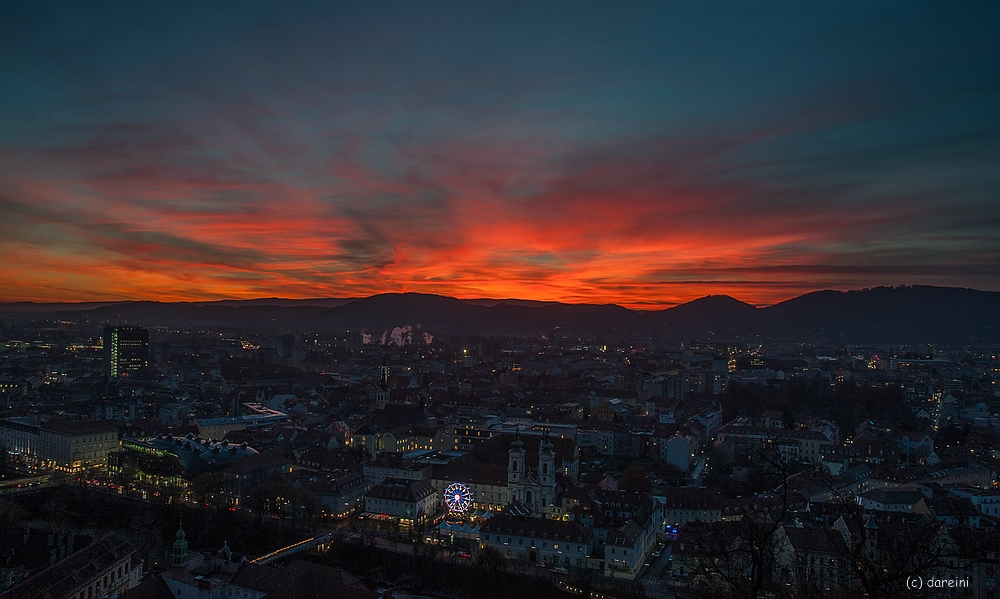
103,324,149,378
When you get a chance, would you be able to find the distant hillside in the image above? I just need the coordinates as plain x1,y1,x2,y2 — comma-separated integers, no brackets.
2,286,999,343
288,293,642,335
0,301,119,314
649,286,1000,343
757,286,1000,342
656,295,759,338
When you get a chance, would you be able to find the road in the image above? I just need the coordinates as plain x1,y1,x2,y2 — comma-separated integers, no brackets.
638,542,676,599
686,456,708,487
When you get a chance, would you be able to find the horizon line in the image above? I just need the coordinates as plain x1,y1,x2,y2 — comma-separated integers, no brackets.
0,284,991,312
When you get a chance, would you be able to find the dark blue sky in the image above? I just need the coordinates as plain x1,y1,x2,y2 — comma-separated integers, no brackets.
1,1,998,306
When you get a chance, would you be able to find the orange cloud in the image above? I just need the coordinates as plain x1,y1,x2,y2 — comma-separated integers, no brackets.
1,107,997,309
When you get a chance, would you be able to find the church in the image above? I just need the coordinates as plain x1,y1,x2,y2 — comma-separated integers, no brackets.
507,431,562,517
428,427,578,517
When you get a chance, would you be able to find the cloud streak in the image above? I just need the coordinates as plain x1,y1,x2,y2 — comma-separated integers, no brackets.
0,2,998,307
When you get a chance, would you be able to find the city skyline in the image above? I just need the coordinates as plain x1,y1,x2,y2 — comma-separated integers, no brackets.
2,2,999,309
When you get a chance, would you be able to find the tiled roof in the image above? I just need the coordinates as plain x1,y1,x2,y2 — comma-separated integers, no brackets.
481,513,591,543
2,535,134,599
367,479,434,502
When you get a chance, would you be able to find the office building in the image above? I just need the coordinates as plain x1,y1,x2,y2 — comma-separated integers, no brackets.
102,325,149,378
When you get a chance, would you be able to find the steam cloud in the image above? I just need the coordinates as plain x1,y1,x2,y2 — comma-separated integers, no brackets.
365,325,433,345
389,325,413,347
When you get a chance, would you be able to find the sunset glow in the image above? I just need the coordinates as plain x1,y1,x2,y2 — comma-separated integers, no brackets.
2,3,998,308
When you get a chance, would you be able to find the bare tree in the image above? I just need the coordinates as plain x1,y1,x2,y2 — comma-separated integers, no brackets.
790,463,988,598
684,441,797,599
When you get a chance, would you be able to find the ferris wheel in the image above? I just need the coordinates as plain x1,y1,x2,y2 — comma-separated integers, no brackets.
444,482,473,513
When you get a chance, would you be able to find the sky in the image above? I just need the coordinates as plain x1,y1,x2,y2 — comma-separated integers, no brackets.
1,2,998,309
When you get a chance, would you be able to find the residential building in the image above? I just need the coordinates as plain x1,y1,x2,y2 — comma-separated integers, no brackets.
2,536,142,599
479,512,593,568
364,479,435,528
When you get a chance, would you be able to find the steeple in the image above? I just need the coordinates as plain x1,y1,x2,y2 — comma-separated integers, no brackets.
375,385,390,410
862,515,879,558
508,430,525,485
537,428,558,516
538,428,556,487
171,522,189,568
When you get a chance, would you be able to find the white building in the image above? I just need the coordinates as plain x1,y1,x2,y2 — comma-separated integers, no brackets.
507,432,559,517
479,513,593,568
364,479,436,528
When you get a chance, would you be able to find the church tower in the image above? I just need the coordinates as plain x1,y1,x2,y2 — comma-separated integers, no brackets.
171,522,189,568
538,430,556,514
379,356,390,385
508,431,525,503
375,385,390,410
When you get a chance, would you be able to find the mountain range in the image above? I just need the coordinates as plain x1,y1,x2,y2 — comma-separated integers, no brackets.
2,286,999,344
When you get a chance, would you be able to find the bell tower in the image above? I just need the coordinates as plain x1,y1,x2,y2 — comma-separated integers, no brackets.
538,429,556,513
171,522,189,568
508,431,524,484
375,385,390,410
508,431,525,504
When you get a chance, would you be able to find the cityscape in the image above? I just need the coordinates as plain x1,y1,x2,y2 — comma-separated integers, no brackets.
0,290,998,599
2,3,999,599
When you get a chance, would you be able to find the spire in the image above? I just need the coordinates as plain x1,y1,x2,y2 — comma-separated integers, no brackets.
540,427,554,452
537,426,557,515
508,429,525,485
172,521,189,568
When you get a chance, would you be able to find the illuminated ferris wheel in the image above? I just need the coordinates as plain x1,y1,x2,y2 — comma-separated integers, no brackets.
444,482,473,513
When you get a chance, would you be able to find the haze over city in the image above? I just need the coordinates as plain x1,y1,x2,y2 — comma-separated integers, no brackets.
2,2,999,308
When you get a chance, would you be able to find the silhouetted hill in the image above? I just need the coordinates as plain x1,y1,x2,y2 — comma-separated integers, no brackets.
38,301,330,328
759,286,1000,342
0,301,118,314
463,298,564,307
298,293,485,332
3,286,1000,343
207,298,356,308
295,293,642,335
657,295,759,337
